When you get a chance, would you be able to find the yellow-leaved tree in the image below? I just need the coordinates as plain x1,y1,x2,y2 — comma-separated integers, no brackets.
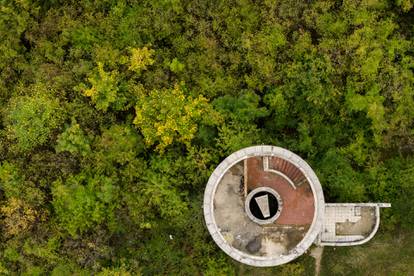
133,83,221,152
128,47,155,73
80,47,155,112
1,198,38,237
82,62,119,112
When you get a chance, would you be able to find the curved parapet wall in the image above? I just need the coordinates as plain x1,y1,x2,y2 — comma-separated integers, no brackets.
203,145,325,267
319,203,391,246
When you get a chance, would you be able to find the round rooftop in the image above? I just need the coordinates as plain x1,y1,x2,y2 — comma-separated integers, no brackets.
203,146,325,267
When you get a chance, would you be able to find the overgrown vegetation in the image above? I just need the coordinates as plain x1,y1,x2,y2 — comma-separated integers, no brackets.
0,0,413,274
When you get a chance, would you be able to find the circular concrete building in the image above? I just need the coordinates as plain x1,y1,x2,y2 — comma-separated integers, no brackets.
203,146,390,267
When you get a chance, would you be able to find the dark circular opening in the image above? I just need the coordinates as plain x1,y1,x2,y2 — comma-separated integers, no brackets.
248,191,279,220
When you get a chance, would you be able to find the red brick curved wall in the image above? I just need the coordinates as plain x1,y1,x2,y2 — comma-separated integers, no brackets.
246,157,315,225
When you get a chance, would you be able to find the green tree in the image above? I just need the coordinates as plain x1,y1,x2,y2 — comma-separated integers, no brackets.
52,172,119,237
3,88,64,152
95,124,144,166
55,119,92,157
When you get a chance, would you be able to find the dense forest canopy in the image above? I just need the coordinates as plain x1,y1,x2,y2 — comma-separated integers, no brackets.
0,0,413,274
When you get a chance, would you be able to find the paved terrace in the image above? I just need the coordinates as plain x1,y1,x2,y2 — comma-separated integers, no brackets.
320,203,391,246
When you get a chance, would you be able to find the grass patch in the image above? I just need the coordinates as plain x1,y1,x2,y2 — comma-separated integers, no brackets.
321,230,414,275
